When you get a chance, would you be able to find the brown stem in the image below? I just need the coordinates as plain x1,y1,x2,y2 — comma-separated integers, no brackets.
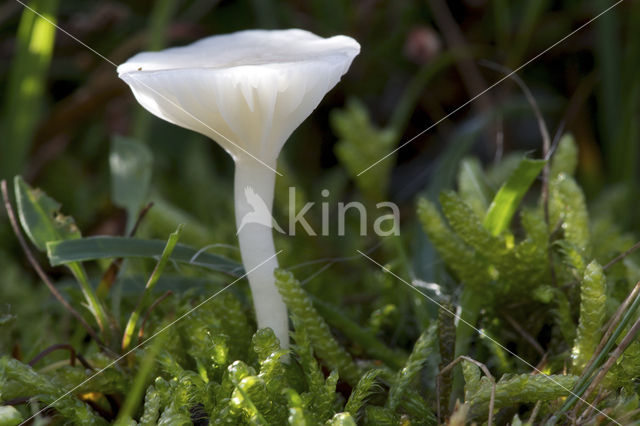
1,180,104,347
477,60,551,216
96,201,154,298
503,313,545,356
76,354,94,371
437,355,495,426
603,239,640,270
528,401,542,424
575,389,611,423
547,72,597,161
29,343,76,367
616,407,640,424
1,397,30,406
27,343,94,371
562,243,640,290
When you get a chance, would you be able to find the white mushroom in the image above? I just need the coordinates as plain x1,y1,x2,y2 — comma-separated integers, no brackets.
118,29,360,349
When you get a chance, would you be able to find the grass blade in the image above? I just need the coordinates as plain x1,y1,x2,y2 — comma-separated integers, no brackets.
47,236,243,276
483,157,546,236
121,225,182,351
0,0,59,179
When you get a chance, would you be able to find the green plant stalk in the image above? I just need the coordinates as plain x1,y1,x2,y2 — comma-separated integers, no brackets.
122,225,183,351
67,262,109,335
506,0,549,67
0,0,59,179
621,2,640,209
115,330,167,423
595,0,622,182
491,0,510,53
438,302,456,415
611,79,640,208
550,286,640,422
133,0,177,143
386,233,432,328
452,287,482,400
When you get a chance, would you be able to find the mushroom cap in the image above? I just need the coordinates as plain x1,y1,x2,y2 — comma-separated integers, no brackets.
118,29,360,163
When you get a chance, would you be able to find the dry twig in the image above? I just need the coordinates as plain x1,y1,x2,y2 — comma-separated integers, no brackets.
437,355,495,426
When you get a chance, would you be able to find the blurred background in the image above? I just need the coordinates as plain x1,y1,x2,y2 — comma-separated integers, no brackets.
0,0,639,356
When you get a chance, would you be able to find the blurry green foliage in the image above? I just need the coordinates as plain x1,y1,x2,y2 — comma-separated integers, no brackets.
332,98,397,202
109,136,153,232
0,405,22,426
275,269,360,386
2,0,640,423
0,0,58,179
417,134,640,422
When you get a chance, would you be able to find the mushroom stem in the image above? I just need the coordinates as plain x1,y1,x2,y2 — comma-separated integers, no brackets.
234,159,289,350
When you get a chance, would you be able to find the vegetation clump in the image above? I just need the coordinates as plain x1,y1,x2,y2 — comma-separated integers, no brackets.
3,134,640,425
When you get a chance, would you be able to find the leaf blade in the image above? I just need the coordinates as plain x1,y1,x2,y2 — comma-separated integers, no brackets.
483,157,546,236
47,236,243,277
110,135,153,231
14,175,81,252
